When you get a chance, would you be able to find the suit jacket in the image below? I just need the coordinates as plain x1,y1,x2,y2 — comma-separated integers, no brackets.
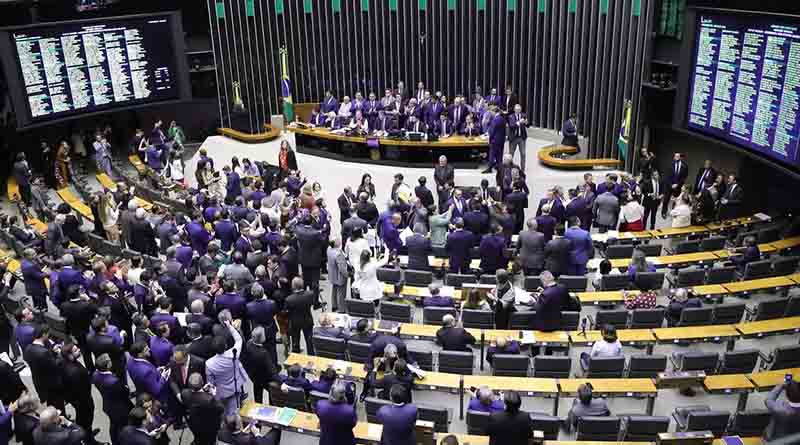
32,424,85,445
285,290,315,328
127,355,167,398
317,400,358,445
168,354,205,397
214,219,239,251
694,167,717,192
414,185,435,209
356,202,379,226
488,114,507,146
181,389,224,437
44,222,65,258
487,410,533,445
535,215,557,243
544,237,571,277
433,119,455,137
377,403,418,445
130,219,158,256
321,97,339,114
118,426,155,445
0,361,26,405
667,160,689,187
21,260,47,297
92,371,133,420
507,112,527,139
463,210,489,236
241,341,279,387
280,247,299,279
295,224,326,268
61,358,92,406
337,192,357,221
593,192,620,227
447,198,468,221
246,298,279,338
564,226,593,267
435,326,476,351
723,183,743,205
518,229,546,270
24,342,63,402
215,292,247,320
13,412,39,445
534,284,569,331
479,234,507,273
446,230,475,270
187,336,216,361
187,221,213,256
501,94,517,113
58,267,88,295
406,234,431,270
434,165,455,189
535,198,565,222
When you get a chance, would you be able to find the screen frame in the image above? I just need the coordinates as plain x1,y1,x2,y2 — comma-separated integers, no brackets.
678,6,800,176
0,11,191,130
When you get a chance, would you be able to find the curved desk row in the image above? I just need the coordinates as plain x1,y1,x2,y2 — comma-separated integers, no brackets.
538,145,621,169
218,124,281,143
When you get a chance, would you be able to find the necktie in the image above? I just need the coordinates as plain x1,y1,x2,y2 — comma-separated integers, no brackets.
455,108,459,123
675,162,679,176
181,363,187,383
654,179,658,197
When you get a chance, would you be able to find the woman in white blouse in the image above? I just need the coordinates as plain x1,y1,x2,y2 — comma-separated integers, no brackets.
580,324,623,369
618,193,645,232
670,196,692,228
99,190,121,242
351,249,389,302
345,228,371,274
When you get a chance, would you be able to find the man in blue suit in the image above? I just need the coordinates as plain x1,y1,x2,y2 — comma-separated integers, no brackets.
245,283,278,364
224,166,242,199
447,188,468,222
405,224,431,271
214,210,239,252
316,383,358,445
479,225,507,274
596,173,622,197
21,249,48,310
483,106,507,174
187,215,213,256
127,341,169,402
535,204,558,243
423,94,444,127
463,200,489,236
564,217,593,276
377,384,418,445
536,188,565,223
58,254,88,296
565,188,592,232
320,90,339,114
433,112,455,138
382,213,403,254
446,219,475,274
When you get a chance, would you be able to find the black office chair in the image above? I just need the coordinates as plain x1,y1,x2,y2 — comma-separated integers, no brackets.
746,298,789,321
739,260,773,280
711,303,745,324
668,267,707,287
757,228,780,244
479,274,497,285
600,274,630,291
493,354,530,377
718,349,759,374
461,309,494,329
346,298,376,318
700,236,727,251
268,381,307,411
559,275,587,292
627,354,667,378
509,311,536,329
44,312,67,341
418,405,450,432
580,356,626,378
347,340,371,364
405,270,433,287
706,266,737,284
364,397,392,423
445,273,477,288
672,406,731,437
630,308,665,329
311,335,347,360
576,416,621,441
267,381,289,407
671,351,719,374
466,410,490,435
676,307,713,327
524,276,543,291
593,310,628,328
606,244,635,259
422,307,457,325
671,240,700,255
560,312,580,331
379,301,413,323
438,350,474,375
727,410,771,437
308,391,329,412
621,416,671,441
762,344,800,370
772,256,800,276
785,293,800,317
529,413,562,440
635,272,665,290
409,348,434,371
376,267,403,284
533,356,572,378
637,243,662,257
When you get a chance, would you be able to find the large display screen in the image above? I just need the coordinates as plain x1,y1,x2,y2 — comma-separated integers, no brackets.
0,12,190,128
687,11,800,167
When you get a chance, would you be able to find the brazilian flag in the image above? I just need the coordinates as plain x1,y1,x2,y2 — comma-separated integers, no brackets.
280,47,294,122
617,99,632,160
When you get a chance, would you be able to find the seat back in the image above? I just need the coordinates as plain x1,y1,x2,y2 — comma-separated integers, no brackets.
308,391,329,411
742,260,772,280
423,307,457,325
493,354,530,377
601,274,630,291
606,244,635,259
417,405,449,432
719,349,759,374
559,275,588,292
706,266,737,284
346,298,376,318
637,243,663,257
785,295,800,317
757,228,780,244
405,270,433,287
479,274,497,285
674,240,700,254
409,349,434,371
676,268,707,287
461,309,494,329
560,311,580,331
438,350,475,375
622,416,671,441
509,311,536,330
627,354,667,378
772,345,800,370
347,340,371,364
364,397,392,423
466,410,490,435
754,298,789,321
686,410,731,437
445,273,477,288
524,276,543,291
711,303,745,324
533,356,572,378
594,310,629,328
284,385,308,411
379,301,413,323
311,335,347,360
529,413,562,440
576,416,621,441
677,307,713,326
635,272,665,290
267,381,288,407
376,267,403,284
773,256,800,276
728,410,771,437
700,236,726,251
630,308,665,329
678,352,719,373
586,356,626,378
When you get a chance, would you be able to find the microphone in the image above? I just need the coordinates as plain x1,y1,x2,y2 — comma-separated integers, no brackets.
580,317,587,337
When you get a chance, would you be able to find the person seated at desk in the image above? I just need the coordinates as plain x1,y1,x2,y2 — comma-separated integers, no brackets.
531,270,570,332
730,235,760,273
435,314,476,352
309,107,328,128
666,288,702,326
468,386,505,413
624,276,658,310
375,358,415,403
405,115,427,134
764,377,800,440
433,112,455,138
423,283,454,308
486,336,520,366
580,324,622,369
373,110,395,136
348,318,378,344
460,288,491,312
310,367,338,393
313,313,348,339
367,337,408,372
337,96,353,122
487,391,532,445
460,112,482,138
348,110,369,134
567,383,610,430
591,258,621,290
627,248,656,282
280,363,313,394
218,414,282,445
326,111,343,130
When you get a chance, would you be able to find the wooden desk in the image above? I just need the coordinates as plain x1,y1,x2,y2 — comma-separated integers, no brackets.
722,276,795,294
705,217,756,232
6,177,19,202
463,375,558,396
736,316,800,338
788,272,800,284
653,226,710,238
558,378,657,397
128,155,147,173
398,323,440,340
290,127,489,149
748,367,800,391
521,330,571,347
385,282,463,299
768,236,800,251
703,373,755,412
537,145,621,169
652,325,739,344
653,252,719,267
575,290,635,305
397,255,449,269
57,188,94,220
591,230,655,243
690,284,729,297
568,328,656,347
218,124,281,143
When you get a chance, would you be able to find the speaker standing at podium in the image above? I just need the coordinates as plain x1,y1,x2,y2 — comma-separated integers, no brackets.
561,113,580,154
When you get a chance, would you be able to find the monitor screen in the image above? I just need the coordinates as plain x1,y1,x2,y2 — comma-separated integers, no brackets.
0,12,191,129
686,11,800,168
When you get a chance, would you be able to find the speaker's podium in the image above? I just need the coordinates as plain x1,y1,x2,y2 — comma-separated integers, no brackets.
657,431,714,445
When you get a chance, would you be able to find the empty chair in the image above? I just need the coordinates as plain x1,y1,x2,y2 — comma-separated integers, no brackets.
593,310,628,328
672,240,700,254
509,311,536,329
409,349,434,371
727,410,771,437
785,294,800,317
533,356,572,378
700,236,727,251
268,382,307,411
740,260,773,280
757,228,780,244
493,354,530,377
712,303,746,324
560,312,580,331
364,397,392,423
423,307,457,325
630,308,665,329
461,309,494,329
559,275,588,292
581,356,626,378
445,273,476,288
718,349,759,374
479,274,497,285
606,244,635,259
529,413,562,440
524,276,543,291
418,405,450,432
405,270,433,287
379,301,413,323
747,298,789,321
346,298,376,318
267,381,289,407
600,274,630,291
773,256,800,276
621,416,671,441
671,351,719,374
765,344,800,370
438,350,474,375
347,340,371,364
627,354,667,378
706,266,737,284
44,313,67,341
669,267,707,287
466,410,490,435
376,267,402,284
672,406,731,437
677,307,713,326
637,243,662,257
311,335,347,360
576,416,621,441
308,390,329,411
635,272,665,290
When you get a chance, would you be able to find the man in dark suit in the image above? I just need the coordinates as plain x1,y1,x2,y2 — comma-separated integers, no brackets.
544,229,571,278
663,152,689,218
640,170,663,230
181,373,224,445
720,174,744,219
405,115,427,133
532,271,569,332
169,346,205,402
294,219,326,292
434,155,455,210
213,210,238,252
423,94,444,128
447,188,468,222
59,342,97,444
373,109,395,134
405,224,431,271
241,326,280,404
433,112,455,138
693,159,717,194
448,95,469,129
21,249,48,310
186,323,216,360
32,407,86,445
463,200,489,236
414,177,435,209
87,317,126,378
487,391,532,445
337,186,357,227
565,188,591,232
495,155,523,199
119,408,156,445
244,284,279,363
0,359,26,405
507,104,528,172
501,85,517,115
435,315,476,352
535,204,558,244
479,225,507,275
564,216,593,276
24,326,65,411
446,219,475,274
377,385,418,445
278,238,299,280
561,113,580,153
285,277,315,354
320,89,339,114
483,106,507,174
316,383,357,445
92,354,134,445
517,218,546,276
45,214,66,259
